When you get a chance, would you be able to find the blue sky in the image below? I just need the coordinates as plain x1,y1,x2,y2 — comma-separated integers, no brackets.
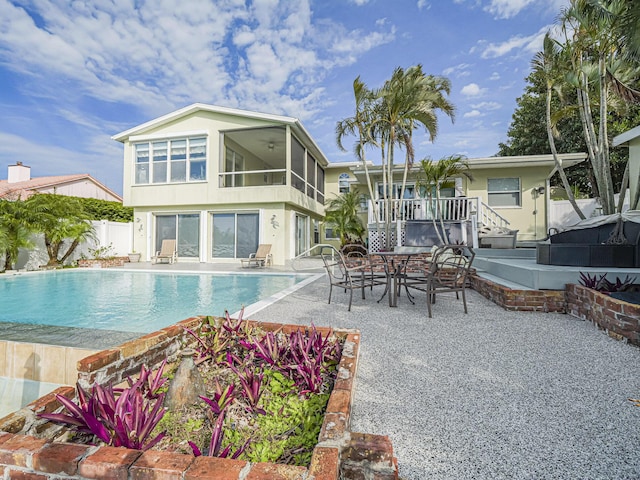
0,0,567,195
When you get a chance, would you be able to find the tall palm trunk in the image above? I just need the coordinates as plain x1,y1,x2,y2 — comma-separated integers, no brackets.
545,82,585,220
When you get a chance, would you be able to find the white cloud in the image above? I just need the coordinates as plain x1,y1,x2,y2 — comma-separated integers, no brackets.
471,101,501,110
351,0,370,5
460,83,486,97
464,110,482,118
0,0,394,126
480,25,549,59
484,0,535,19
417,0,431,10
443,63,473,78
489,72,501,80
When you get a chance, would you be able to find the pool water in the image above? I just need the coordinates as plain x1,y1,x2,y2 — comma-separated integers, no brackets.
0,270,310,333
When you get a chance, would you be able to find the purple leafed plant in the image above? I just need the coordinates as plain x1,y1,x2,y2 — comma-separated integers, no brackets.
226,352,266,414
199,382,236,415
579,272,637,292
39,366,167,451
240,330,286,368
123,358,168,399
190,389,250,459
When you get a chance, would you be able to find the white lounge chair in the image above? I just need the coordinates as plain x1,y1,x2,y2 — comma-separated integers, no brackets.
153,239,177,264
240,244,272,268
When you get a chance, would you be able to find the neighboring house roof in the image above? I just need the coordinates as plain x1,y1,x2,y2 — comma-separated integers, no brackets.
613,125,640,146
0,174,123,202
111,103,331,166
348,153,588,180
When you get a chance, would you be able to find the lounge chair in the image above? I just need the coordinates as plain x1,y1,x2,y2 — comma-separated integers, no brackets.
240,244,272,268
152,239,177,264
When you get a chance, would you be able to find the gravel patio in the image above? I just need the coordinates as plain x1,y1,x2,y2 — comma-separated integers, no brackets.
249,276,640,480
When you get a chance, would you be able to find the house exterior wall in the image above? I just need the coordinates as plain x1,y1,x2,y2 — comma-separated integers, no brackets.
466,166,549,241
120,109,326,265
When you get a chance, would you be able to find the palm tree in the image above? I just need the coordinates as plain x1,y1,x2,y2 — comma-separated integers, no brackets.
336,78,382,239
324,191,365,247
532,32,586,220
559,0,640,214
26,194,95,267
372,65,455,247
416,155,473,244
0,199,36,270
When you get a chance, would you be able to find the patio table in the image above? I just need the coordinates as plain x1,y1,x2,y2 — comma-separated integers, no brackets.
376,251,428,307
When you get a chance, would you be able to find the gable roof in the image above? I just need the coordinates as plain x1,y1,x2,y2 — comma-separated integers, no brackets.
111,103,330,166
0,174,122,202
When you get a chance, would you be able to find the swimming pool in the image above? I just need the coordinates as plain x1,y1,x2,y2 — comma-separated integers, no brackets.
0,270,314,334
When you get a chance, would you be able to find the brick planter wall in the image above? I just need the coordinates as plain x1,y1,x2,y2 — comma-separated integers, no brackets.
0,317,398,480
77,257,127,268
566,283,640,346
470,275,567,312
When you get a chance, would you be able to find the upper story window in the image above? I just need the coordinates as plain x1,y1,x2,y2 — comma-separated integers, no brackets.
488,177,521,207
134,137,207,185
339,173,350,193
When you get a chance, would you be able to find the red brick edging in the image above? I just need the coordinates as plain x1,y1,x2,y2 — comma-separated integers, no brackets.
0,317,398,479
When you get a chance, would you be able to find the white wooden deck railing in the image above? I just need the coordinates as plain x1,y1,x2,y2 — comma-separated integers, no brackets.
367,197,510,228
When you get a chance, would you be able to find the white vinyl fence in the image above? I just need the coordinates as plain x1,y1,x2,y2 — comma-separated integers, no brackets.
6,220,133,271
549,192,630,231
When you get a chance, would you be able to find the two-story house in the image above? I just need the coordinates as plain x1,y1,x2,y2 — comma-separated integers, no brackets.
113,104,328,265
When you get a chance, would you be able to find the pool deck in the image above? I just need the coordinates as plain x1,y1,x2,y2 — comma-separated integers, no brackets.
2,262,640,478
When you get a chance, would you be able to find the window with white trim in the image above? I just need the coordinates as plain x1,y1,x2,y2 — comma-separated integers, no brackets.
339,173,350,193
488,178,521,207
134,137,207,185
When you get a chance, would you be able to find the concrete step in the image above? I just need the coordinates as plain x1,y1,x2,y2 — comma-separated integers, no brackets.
475,271,535,290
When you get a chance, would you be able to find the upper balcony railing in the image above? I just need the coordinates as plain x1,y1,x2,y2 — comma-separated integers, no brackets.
368,197,510,228
219,169,287,187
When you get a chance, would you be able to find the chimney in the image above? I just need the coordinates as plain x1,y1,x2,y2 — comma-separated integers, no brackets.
8,162,31,183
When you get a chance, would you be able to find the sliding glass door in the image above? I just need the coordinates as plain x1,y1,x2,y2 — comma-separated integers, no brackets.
212,213,259,258
155,214,200,258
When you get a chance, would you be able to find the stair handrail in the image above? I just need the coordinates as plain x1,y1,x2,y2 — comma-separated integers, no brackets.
290,244,338,271
477,201,510,228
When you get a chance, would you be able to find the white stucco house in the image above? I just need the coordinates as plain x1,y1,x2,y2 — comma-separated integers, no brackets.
112,103,328,265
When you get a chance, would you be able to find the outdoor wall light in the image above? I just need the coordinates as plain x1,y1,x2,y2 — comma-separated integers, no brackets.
270,214,279,229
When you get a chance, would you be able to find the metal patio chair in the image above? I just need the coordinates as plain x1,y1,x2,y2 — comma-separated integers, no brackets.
405,245,475,317
321,248,385,311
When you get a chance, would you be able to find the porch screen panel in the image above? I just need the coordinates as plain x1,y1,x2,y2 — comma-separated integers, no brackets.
291,136,305,192
317,165,325,204
236,214,259,259
177,214,200,257
155,215,176,253
306,153,316,199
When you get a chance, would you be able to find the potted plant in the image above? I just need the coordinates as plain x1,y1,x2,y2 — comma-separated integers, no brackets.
128,250,141,262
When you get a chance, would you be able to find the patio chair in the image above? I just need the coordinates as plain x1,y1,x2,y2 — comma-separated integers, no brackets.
340,244,388,288
152,239,177,264
321,248,384,311
405,245,475,318
240,244,273,268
